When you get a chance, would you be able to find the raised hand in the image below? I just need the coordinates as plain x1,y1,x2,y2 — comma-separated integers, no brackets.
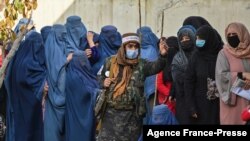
159,38,168,56
87,31,95,48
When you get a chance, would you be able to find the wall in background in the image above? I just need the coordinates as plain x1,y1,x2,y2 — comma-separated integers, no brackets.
26,0,250,41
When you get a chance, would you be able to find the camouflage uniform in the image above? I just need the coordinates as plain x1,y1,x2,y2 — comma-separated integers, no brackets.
97,55,166,141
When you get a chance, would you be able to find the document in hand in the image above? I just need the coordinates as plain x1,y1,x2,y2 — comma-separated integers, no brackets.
231,78,250,100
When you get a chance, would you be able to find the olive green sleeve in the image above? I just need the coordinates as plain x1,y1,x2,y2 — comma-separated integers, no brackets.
143,55,167,77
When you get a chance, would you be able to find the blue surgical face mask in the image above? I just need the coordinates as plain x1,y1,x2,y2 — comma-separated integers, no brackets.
196,39,206,47
126,49,139,59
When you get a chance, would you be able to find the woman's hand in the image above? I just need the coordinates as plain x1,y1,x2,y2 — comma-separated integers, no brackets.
159,38,168,56
243,72,250,80
67,53,73,62
87,32,95,48
168,96,176,102
243,79,250,90
85,48,92,58
192,113,198,119
43,81,49,94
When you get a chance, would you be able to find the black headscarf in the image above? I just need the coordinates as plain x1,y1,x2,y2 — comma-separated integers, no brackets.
195,25,223,79
177,25,196,58
171,25,197,82
162,36,178,83
183,16,224,48
183,16,211,30
196,25,222,61
166,36,179,51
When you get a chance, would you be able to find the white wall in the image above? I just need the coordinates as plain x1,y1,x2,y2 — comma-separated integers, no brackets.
25,0,250,41
32,0,75,29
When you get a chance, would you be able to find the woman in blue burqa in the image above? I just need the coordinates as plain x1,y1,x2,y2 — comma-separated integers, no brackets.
136,26,159,124
4,31,46,141
65,15,87,50
91,25,122,75
65,50,99,141
40,26,52,43
65,15,100,65
43,24,74,141
14,18,35,35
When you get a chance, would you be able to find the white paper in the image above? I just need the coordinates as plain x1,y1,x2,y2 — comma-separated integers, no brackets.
231,87,250,100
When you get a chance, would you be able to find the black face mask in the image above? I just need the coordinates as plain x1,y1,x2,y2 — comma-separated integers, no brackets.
227,35,240,48
181,40,194,51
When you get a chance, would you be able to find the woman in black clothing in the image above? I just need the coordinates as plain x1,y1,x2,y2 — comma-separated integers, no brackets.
171,25,196,124
184,25,222,124
183,16,224,47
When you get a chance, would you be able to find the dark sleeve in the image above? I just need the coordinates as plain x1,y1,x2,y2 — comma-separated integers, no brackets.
0,84,6,117
171,57,185,83
0,83,6,103
89,46,100,65
169,82,176,98
143,55,167,77
237,72,244,80
184,55,197,116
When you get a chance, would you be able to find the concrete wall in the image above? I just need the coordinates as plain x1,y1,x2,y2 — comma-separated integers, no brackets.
30,0,250,41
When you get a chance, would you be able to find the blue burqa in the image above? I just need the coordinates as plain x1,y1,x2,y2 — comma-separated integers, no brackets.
150,104,178,125
136,26,159,98
65,15,87,50
4,31,46,141
6,18,35,52
44,24,73,141
40,26,52,42
137,26,159,125
79,31,99,51
14,18,34,34
79,32,100,65
137,105,178,141
65,51,99,141
14,18,36,41
91,25,122,75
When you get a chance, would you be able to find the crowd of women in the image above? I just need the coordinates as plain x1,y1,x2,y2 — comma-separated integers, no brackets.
0,15,250,141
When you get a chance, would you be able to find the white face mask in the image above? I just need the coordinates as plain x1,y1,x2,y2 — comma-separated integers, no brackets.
126,49,139,59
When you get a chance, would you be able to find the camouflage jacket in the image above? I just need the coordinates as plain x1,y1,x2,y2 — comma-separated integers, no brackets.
100,55,167,113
